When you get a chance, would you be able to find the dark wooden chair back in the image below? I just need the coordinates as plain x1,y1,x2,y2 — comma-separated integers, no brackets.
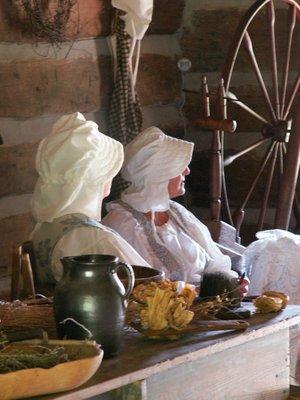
11,241,36,301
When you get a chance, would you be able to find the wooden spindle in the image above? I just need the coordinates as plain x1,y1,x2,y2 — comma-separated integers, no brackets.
202,76,210,118
192,117,236,133
218,78,227,120
210,131,222,221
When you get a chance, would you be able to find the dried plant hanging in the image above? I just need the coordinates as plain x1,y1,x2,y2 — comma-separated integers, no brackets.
10,0,78,45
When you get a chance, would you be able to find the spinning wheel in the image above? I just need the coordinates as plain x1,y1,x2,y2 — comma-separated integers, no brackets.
210,0,299,242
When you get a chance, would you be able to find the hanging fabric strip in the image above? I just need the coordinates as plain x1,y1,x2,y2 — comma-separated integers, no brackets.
108,12,143,199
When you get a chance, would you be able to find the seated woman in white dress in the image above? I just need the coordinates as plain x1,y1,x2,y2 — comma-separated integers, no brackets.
103,126,249,294
30,112,148,285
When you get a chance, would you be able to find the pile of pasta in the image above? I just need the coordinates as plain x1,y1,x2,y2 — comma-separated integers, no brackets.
131,280,196,331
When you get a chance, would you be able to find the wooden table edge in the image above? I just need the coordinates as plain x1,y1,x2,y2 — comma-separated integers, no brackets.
48,312,300,399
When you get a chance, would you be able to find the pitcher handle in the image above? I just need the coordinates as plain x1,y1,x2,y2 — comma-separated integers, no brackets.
113,263,135,299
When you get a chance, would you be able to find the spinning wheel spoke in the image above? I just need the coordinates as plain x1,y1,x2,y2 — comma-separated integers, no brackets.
280,4,297,118
278,142,284,175
283,74,300,120
224,138,270,167
232,141,277,233
257,142,280,230
243,31,277,122
282,142,287,154
226,92,271,125
267,1,280,119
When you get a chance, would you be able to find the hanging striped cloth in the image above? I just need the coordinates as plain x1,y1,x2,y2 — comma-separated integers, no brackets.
108,12,143,199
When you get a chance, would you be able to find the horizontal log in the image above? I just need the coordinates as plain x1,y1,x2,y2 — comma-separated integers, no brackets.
0,54,180,118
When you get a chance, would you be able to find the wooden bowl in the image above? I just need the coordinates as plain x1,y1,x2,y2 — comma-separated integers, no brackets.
118,265,165,286
0,339,103,399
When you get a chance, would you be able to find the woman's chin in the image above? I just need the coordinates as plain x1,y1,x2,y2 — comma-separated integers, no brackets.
170,189,185,199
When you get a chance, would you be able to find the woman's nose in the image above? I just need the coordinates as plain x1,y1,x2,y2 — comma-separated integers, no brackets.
183,167,190,176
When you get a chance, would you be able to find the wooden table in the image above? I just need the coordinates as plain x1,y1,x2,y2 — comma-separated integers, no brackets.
36,305,300,400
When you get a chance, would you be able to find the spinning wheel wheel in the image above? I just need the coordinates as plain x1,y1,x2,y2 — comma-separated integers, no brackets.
219,0,300,240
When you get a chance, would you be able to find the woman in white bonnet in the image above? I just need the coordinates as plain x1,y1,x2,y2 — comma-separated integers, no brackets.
103,126,249,294
30,112,148,284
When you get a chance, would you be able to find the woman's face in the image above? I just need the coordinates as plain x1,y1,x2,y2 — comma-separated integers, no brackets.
168,166,190,199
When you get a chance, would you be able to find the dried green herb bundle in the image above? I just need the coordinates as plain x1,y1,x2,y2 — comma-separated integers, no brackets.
0,346,69,373
9,0,78,44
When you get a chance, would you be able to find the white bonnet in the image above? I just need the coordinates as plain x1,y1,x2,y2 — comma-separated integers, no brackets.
32,112,124,222
121,126,194,212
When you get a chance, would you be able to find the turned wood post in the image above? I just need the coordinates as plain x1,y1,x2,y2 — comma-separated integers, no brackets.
210,130,222,222
275,96,300,229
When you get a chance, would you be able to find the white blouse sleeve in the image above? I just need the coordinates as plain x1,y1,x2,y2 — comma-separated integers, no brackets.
51,226,149,281
173,204,237,278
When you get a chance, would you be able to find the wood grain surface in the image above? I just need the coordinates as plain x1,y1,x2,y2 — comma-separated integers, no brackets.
27,304,300,400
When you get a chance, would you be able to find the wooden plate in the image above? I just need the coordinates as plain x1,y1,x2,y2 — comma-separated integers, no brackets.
0,339,103,400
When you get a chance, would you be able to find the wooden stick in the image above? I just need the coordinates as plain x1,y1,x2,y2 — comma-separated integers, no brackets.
130,320,249,338
202,76,210,118
10,246,22,301
21,252,35,299
192,117,237,133
219,78,227,120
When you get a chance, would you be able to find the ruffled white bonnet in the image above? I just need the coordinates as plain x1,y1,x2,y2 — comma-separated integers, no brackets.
32,112,124,222
121,126,194,212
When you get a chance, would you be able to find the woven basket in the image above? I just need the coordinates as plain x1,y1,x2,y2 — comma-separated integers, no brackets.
0,299,57,338
0,299,139,338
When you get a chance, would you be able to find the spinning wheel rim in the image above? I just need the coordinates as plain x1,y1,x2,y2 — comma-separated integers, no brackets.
219,0,300,238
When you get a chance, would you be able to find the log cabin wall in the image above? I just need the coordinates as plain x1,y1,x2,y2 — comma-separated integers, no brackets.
0,0,185,269
0,0,298,271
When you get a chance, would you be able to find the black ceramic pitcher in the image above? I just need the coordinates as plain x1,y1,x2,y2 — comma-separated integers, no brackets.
53,254,135,357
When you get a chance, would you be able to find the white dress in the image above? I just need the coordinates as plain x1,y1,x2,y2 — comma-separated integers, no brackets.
51,225,149,281
103,201,236,284
243,230,300,304
31,216,149,283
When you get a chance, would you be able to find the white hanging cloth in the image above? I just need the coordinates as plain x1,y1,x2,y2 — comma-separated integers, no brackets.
112,0,153,40
110,0,153,100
